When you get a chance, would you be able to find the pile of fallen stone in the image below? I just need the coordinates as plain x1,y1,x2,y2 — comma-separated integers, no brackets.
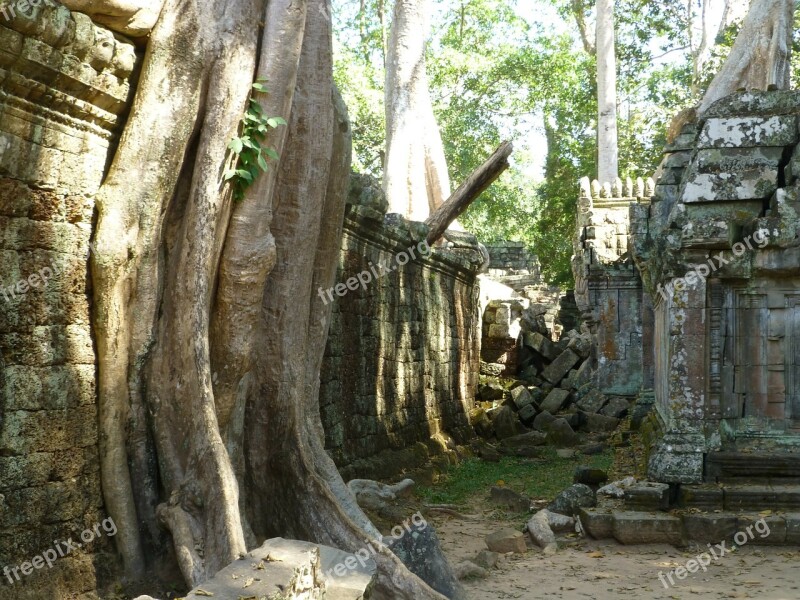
473,323,630,456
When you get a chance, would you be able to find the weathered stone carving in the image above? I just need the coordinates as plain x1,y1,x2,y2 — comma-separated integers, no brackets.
631,91,800,483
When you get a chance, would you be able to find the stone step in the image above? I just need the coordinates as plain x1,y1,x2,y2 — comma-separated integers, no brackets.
677,483,800,511
706,451,800,483
579,508,800,546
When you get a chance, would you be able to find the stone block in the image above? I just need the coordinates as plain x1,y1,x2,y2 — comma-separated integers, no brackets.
498,431,546,458
612,512,683,545
785,513,800,544
600,397,629,418
532,410,556,432
574,467,608,486
678,485,724,510
578,507,614,539
582,413,619,433
485,528,527,554
576,388,606,413
540,388,570,414
723,485,777,511
736,515,786,545
541,349,580,384
509,385,534,410
517,403,537,425
624,482,670,511
698,115,798,149
682,168,779,203
522,331,556,361
544,418,579,448
681,513,738,543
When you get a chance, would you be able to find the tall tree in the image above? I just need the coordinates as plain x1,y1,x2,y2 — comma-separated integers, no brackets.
699,0,795,113
384,0,452,220
89,0,449,597
596,0,619,182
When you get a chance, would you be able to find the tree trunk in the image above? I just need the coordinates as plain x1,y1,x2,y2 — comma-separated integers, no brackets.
425,141,513,245
699,0,795,114
596,0,618,183
384,0,452,221
90,0,456,596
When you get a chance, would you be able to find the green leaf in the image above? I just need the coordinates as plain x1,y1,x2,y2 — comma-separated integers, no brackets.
223,169,236,181
267,117,287,128
252,82,268,93
228,138,243,154
235,169,253,183
264,147,279,160
257,154,268,171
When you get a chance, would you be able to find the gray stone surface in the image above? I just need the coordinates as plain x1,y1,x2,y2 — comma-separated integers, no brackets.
485,528,527,554
387,521,466,599
544,418,580,448
612,512,683,545
540,388,570,414
541,349,581,384
548,484,596,516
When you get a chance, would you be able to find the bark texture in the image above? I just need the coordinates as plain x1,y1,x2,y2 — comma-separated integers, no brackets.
596,0,618,183
699,0,795,114
90,0,456,597
384,0,452,220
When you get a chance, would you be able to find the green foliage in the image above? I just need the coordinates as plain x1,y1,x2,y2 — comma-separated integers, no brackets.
225,80,286,202
416,449,614,507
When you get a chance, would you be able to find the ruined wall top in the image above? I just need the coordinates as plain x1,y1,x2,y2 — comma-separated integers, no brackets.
1,3,138,131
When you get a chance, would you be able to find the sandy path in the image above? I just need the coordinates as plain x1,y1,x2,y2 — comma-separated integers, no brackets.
432,511,800,599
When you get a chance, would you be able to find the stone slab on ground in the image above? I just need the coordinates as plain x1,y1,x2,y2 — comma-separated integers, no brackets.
485,528,527,554
182,537,372,600
612,512,683,545
578,507,614,540
544,418,580,448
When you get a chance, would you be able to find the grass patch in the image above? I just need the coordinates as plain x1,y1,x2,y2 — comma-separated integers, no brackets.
417,447,614,506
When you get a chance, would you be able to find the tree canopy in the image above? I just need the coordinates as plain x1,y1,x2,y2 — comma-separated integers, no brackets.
332,0,782,285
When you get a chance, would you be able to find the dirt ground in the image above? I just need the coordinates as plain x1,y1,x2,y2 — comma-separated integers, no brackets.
432,510,800,600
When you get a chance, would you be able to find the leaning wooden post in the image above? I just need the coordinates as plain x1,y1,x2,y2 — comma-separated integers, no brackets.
425,141,513,244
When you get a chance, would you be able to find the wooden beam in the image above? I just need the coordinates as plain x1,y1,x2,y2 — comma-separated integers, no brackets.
425,141,513,244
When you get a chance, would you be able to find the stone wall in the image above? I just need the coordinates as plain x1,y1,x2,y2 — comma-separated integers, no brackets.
320,175,483,480
631,91,800,483
571,178,654,398
0,6,137,599
484,241,541,288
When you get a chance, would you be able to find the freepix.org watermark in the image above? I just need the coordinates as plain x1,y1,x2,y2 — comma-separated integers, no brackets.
0,0,59,21
656,230,769,302
1,240,97,303
2,517,117,585
657,517,771,589
325,511,427,579
317,240,431,305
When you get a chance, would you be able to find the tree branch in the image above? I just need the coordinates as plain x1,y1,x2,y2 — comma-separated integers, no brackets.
425,141,513,244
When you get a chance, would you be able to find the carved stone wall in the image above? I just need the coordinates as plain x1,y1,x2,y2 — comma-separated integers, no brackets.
320,175,482,481
0,6,137,599
631,91,800,483
572,178,654,398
